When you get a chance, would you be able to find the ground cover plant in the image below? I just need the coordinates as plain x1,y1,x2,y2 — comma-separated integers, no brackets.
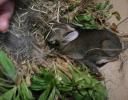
0,51,107,100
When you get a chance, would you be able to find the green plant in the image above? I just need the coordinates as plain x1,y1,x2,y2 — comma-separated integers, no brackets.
0,51,107,100
68,0,121,29
0,51,33,100
31,65,107,100
0,51,17,82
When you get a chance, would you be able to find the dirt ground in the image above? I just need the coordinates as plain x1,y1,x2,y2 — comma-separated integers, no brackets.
99,0,128,100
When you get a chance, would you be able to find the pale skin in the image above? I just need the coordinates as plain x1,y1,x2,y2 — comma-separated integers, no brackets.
0,0,14,32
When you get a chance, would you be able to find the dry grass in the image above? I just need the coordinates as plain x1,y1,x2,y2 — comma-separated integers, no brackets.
6,0,74,77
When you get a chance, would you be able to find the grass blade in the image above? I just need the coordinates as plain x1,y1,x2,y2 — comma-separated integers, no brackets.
0,51,17,82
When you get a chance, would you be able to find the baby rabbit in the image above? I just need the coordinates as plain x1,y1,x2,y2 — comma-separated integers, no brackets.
46,22,122,76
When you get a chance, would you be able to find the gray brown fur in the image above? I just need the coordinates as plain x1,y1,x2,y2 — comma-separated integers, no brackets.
46,23,122,75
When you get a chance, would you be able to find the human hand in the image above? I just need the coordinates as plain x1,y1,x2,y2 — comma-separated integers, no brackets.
0,0,14,32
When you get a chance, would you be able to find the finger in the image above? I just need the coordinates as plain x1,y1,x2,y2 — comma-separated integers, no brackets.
0,0,7,5
0,0,14,32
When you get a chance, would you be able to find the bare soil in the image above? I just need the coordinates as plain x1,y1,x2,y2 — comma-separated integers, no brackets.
99,0,128,100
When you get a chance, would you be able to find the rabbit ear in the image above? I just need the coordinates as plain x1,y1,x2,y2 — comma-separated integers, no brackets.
49,21,58,25
64,31,79,42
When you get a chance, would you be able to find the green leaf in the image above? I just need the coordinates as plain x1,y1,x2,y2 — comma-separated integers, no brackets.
48,87,56,100
0,78,13,88
31,69,55,91
68,4,76,11
96,1,110,10
76,14,92,21
18,81,34,100
0,51,17,82
96,3,102,10
39,87,56,100
15,95,20,100
56,70,73,92
83,23,99,29
112,11,121,20
31,75,49,90
39,87,51,100
0,87,17,100
58,83,73,92
56,70,71,84
88,90,93,97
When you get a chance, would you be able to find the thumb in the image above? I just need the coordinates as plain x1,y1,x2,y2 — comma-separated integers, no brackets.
0,13,10,33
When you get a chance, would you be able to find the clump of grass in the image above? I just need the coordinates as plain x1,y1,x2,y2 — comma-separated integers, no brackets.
0,51,34,100
65,0,121,29
31,64,107,100
0,51,107,100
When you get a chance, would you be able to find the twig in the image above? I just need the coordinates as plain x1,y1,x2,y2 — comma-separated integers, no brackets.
30,5,47,14
57,1,61,23
117,17,128,26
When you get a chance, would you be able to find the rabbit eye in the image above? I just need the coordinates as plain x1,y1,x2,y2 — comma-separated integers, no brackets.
48,40,56,45
51,40,56,44
47,40,59,47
